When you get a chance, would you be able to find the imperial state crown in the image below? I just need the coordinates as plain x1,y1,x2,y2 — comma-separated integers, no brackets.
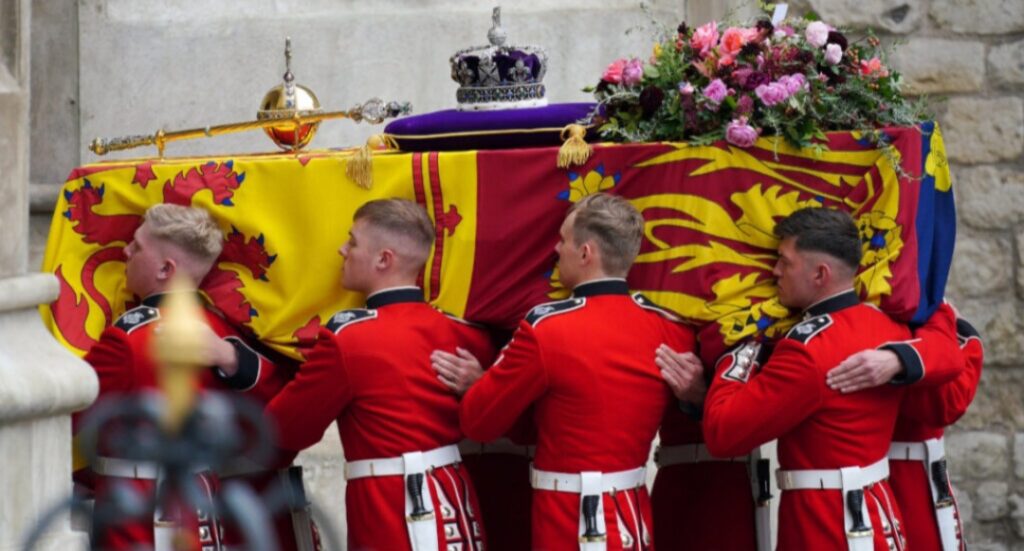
449,6,548,111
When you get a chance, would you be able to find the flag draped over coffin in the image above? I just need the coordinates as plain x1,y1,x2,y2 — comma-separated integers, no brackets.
41,122,954,362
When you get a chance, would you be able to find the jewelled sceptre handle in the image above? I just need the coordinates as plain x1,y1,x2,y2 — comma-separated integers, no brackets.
89,98,412,157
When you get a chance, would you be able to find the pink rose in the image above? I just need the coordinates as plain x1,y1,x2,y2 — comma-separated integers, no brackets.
601,58,627,84
622,58,644,86
778,73,807,95
736,94,755,115
755,82,788,106
824,43,843,65
726,117,759,148
703,78,728,104
691,21,720,56
805,21,829,48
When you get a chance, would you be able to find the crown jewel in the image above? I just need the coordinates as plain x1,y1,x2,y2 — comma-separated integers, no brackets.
449,7,548,111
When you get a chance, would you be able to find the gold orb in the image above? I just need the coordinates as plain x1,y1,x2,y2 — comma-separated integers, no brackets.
257,83,323,150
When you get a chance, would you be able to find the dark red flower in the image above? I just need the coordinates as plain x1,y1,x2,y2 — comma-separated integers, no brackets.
639,85,665,117
744,71,770,90
826,31,848,51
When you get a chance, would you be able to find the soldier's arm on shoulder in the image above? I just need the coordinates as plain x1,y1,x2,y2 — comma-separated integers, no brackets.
884,303,962,386
266,329,353,452
442,310,499,367
703,338,824,458
900,316,985,427
212,335,280,398
460,321,548,442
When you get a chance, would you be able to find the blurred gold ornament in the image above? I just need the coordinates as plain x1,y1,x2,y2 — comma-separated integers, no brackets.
257,37,324,150
150,275,207,434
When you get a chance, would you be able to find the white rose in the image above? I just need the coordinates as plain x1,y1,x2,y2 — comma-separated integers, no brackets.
805,21,829,48
824,43,843,65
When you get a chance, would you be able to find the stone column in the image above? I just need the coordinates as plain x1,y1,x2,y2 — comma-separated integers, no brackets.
0,0,97,548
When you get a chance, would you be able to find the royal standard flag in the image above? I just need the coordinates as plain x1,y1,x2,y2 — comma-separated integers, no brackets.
42,122,955,363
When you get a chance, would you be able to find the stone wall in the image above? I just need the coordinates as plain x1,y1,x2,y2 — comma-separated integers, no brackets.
1,0,96,549
795,0,1024,547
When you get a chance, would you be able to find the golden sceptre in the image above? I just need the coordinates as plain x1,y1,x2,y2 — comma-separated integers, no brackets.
89,37,411,158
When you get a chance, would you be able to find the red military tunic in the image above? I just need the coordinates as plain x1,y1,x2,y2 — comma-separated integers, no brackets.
704,290,913,551
265,287,496,551
460,279,696,551
651,348,763,551
73,292,286,551
889,304,983,551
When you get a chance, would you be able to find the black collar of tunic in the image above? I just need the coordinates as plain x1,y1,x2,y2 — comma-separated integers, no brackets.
141,291,204,308
366,287,425,309
572,278,629,298
803,289,859,318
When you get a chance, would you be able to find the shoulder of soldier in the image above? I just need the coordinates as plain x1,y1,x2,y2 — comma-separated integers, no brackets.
113,305,160,334
631,292,687,324
783,314,834,345
324,308,378,334
524,297,586,326
434,307,486,329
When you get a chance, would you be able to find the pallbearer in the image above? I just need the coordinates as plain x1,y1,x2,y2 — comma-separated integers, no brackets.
438,193,696,550
266,199,496,551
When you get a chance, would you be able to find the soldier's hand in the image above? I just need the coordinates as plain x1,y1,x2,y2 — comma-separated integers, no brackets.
656,345,706,404
431,347,483,396
826,349,901,393
198,324,239,375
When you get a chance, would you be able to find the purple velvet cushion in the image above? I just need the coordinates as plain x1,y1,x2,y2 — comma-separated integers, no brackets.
384,102,598,151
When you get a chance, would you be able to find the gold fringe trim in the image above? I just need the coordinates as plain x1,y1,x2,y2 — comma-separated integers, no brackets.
345,134,398,189
557,124,592,169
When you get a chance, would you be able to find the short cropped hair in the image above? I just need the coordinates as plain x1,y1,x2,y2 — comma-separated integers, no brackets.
353,198,435,259
568,193,644,276
774,207,861,271
144,204,223,265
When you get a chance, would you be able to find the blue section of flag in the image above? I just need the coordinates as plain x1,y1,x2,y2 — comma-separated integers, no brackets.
911,121,956,325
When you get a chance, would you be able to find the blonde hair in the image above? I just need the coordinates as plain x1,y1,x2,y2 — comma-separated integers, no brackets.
568,193,644,276
144,204,223,266
353,198,435,269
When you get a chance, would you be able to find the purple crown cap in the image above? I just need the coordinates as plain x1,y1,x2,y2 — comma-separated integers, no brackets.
449,6,549,111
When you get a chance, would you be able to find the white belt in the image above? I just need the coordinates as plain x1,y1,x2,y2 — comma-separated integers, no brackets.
777,457,890,551
531,465,646,551
776,457,889,490
654,443,749,467
94,456,161,479
94,456,209,480
888,438,944,462
530,465,646,494
458,437,535,458
346,444,461,551
889,438,961,551
344,444,461,480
